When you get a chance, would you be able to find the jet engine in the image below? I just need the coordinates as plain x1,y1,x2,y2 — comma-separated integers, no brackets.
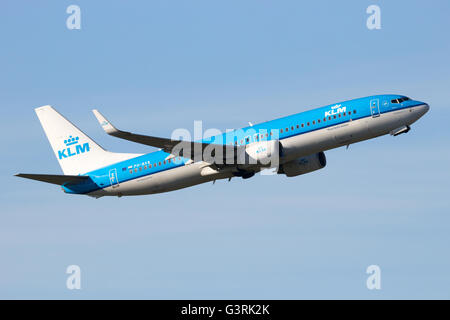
232,139,280,178
278,152,326,177
240,139,280,167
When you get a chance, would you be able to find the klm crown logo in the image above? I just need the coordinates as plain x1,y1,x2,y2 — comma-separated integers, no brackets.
58,135,90,159
64,135,79,146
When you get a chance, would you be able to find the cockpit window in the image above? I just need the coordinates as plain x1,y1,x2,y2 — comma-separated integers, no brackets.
391,97,410,103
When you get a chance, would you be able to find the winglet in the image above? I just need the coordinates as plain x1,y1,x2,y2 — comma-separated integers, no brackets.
92,109,119,135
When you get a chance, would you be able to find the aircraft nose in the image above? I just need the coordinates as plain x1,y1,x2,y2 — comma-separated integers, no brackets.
420,103,430,116
415,102,430,117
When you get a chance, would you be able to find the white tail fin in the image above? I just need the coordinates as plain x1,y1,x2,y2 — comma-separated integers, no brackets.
35,105,142,175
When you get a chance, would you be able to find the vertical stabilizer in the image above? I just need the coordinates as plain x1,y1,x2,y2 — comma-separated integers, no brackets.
35,106,141,175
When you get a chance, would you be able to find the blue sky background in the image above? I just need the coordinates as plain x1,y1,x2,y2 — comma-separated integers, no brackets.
0,0,449,299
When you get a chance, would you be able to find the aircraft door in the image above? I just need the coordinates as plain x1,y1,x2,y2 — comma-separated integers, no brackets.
109,168,120,188
370,99,380,117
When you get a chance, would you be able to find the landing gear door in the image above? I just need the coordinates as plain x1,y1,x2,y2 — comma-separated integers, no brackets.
370,99,380,118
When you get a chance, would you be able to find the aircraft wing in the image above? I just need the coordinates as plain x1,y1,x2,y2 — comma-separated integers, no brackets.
92,109,238,161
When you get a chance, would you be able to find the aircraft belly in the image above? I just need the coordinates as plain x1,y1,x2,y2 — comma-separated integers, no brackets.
367,112,403,136
146,163,210,194
281,128,333,161
333,117,376,145
99,162,223,196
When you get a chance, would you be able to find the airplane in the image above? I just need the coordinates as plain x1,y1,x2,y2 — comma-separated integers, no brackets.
16,94,429,198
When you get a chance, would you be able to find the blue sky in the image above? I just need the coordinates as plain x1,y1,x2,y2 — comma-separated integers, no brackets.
0,0,449,299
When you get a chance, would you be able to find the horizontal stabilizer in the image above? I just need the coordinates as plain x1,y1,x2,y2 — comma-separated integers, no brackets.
15,173,90,186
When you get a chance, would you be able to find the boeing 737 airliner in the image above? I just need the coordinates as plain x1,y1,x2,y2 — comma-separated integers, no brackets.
16,95,429,198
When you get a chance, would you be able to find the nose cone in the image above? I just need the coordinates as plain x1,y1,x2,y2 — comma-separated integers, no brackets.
420,103,430,116
413,101,430,118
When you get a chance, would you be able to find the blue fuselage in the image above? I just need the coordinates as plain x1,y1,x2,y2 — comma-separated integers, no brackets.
63,94,429,195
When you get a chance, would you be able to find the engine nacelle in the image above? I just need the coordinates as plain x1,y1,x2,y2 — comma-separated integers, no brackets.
278,152,326,177
242,139,280,167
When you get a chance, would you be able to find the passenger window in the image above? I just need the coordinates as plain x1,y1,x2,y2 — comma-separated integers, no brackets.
328,116,332,120
333,115,336,119
312,120,315,125
129,170,133,174
144,166,147,170
353,110,356,114
280,129,283,133
318,119,321,123
301,124,304,128
343,112,346,116
134,168,138,173
285,128,288,132
323,117,326,122
159,162,161,166
291,126,294,130
149,164,152,168
307,122,310,126
163,161,166,164
265,133,268,137
338,114,341,117
139,167,142,171
296,124,299,129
